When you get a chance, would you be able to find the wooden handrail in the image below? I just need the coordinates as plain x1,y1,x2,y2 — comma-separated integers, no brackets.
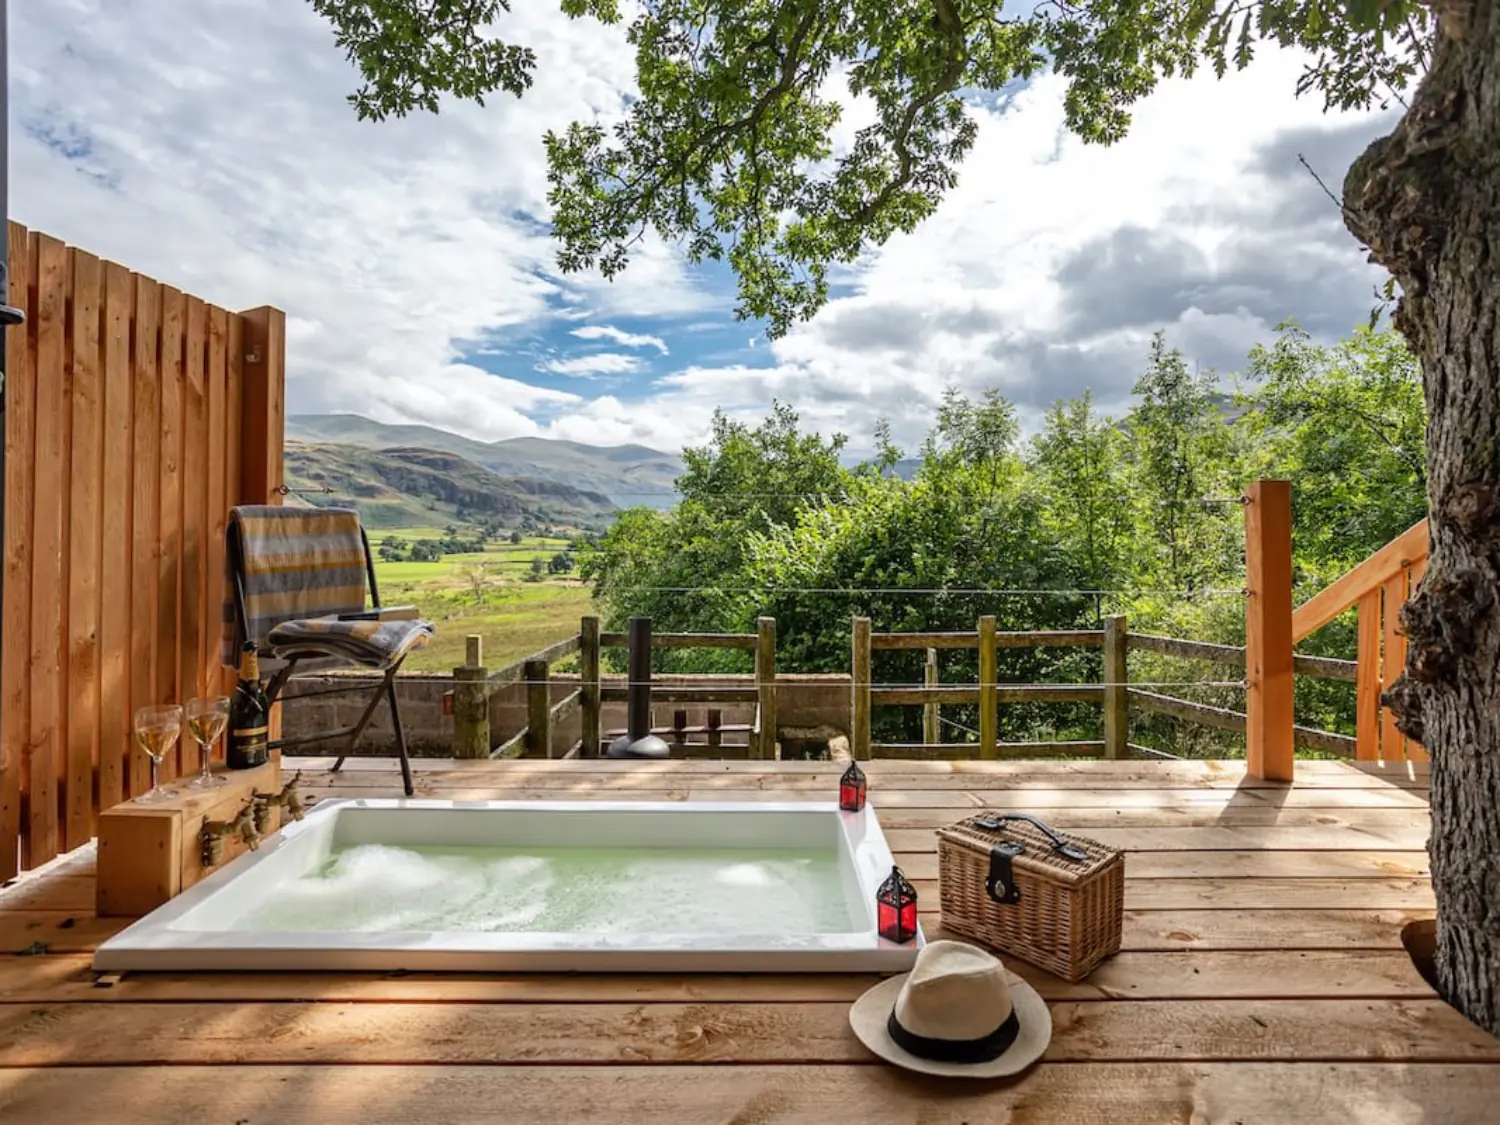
599,631,757,649
1291,519,1428,643
1128,632,1357,683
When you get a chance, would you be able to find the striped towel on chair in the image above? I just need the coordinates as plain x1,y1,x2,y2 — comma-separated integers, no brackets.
222,505,370,665
267,616,434,668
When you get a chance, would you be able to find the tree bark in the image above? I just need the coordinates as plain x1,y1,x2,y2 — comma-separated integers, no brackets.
1342,0,1500,1035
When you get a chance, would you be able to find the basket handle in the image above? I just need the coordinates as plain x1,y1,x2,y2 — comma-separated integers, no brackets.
973,814,1090,862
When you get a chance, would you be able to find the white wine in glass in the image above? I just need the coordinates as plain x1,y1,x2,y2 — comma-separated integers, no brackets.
133,704,183,804
185,696,230,789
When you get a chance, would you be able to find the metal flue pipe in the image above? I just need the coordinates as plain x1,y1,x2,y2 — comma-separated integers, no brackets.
606,616,669,758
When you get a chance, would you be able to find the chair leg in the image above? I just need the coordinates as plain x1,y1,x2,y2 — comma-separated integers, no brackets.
385,671,415,797
331,668,392,775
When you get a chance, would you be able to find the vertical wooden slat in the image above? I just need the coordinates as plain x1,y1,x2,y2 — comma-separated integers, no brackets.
977,615,997,760
755,616,776,759
1356,589,1382,761
129,277,162,797
222,314,244,705
0,222,35,878
156,287,184,739
580,615,601,759
203,306,228,700
26,234,68,868
1405,552,1430,763
1409,555,1428,589
65,248,104,851
97,262,134,813
1381,569,1410,763
1245,480,1295,782
1102,614,1128,760
851,617,871,760
178,297,207,776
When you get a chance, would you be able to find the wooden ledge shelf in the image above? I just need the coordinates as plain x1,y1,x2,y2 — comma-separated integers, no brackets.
96,758,282,916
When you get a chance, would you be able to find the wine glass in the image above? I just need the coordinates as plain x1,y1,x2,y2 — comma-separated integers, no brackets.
133,704,183,804
185,696,230,789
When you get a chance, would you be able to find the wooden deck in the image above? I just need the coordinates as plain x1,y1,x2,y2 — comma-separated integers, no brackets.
1,757,1496,1123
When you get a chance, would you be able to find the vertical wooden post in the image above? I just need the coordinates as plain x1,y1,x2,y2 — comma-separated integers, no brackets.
707,709,723,751
1356,590,1381,760
237,306,285,752
755,616,777,760
922,647,939,746
525,659,551,758
1103,614,1128,760
237,307,285,505
452,634,489,759
978,615,997,760
580,615,601,758
1245,479,1295,782
1381,570,1410,762
851,617,871,760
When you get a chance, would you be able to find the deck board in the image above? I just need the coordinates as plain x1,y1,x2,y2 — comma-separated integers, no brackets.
0,1063,1496,1125
0,756,1487,1125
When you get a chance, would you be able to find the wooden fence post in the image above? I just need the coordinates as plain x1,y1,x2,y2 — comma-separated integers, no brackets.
756,616,777,760
238,306,286,754
978,615,997,760
851,617,871,760
1245,479,1295,781
452,634,489,759
1102,615,1128,759
923,647,939,745
525,658,552,758
237,306,285,504
580,615,601,758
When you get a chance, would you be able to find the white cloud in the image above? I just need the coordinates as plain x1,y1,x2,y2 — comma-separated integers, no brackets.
15,4,1394,453
10,0,702,441
570,325,670,353
538,353,643,377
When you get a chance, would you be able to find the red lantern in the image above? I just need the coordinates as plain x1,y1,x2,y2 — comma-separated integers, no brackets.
876,865,919,944
839,760,867,812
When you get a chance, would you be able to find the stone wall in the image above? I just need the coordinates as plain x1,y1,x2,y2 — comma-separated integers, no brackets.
280,671,853,758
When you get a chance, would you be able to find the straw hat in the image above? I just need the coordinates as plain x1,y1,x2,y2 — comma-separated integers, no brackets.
849,940,1051,1078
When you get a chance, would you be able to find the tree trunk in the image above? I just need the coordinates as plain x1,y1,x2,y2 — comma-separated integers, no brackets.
1342,0,1500,1035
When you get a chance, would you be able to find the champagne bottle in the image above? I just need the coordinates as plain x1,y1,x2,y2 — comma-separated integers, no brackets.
227,641,270,769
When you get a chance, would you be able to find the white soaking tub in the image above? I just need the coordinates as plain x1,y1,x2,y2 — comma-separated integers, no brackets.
92,798,925,973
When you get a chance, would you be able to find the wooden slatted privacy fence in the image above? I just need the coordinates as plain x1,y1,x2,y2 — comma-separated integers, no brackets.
1,223,285,878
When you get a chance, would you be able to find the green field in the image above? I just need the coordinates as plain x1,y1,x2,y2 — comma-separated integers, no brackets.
372,530,594,672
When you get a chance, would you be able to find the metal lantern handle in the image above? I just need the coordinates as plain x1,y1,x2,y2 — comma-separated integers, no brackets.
972,814,1090,862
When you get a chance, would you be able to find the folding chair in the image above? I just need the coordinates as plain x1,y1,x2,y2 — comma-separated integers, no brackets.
224,505,434,796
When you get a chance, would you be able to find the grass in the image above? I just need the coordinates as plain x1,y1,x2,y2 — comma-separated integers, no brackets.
373,530,592,672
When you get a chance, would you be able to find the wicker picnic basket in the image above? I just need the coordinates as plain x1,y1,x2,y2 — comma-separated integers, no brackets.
937,813,1124,982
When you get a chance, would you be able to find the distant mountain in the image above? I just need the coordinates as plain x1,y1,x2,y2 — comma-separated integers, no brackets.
283,441,617,530
285,414,684,509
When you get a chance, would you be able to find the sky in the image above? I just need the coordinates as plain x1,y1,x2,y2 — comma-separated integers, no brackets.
11,1,1396,457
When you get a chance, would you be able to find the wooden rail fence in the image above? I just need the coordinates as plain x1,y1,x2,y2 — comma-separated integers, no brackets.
451,617,775,760
848,610,1359,762
1,223,286,878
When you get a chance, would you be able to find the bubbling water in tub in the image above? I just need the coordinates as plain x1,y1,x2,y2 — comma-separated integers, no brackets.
221,843,857,935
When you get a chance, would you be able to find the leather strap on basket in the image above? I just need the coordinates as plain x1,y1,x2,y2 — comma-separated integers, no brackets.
986,842,1024,904
973,814,1090,862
